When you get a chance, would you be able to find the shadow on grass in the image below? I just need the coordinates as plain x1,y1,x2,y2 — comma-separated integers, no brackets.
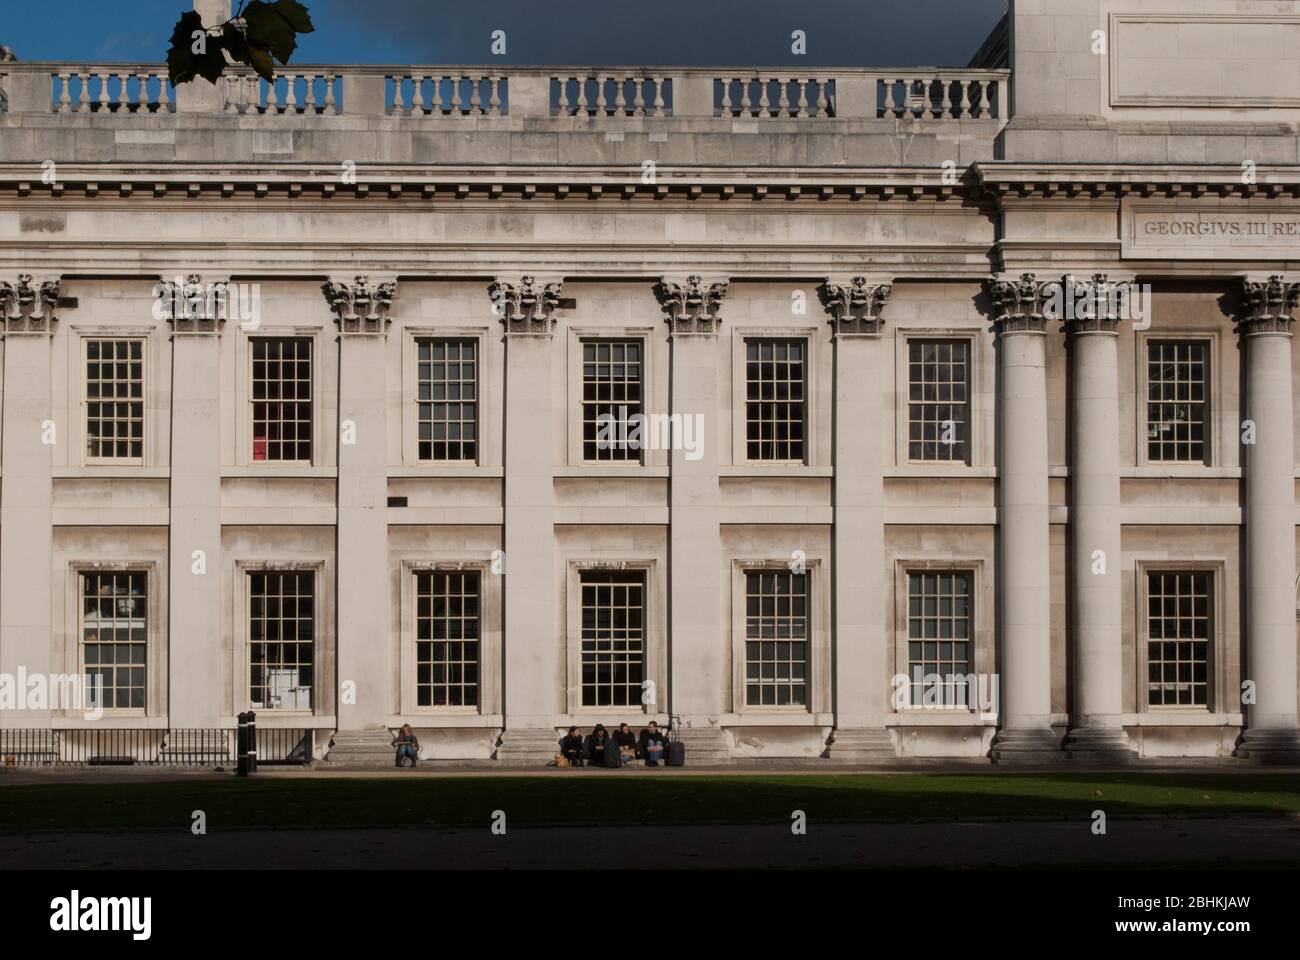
2,772,1298,831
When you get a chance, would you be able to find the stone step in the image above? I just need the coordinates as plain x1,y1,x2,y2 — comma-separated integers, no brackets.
322,729,400,767
824,728,897,763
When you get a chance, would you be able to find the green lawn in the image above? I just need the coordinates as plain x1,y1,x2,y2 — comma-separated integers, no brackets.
2,772,1298,831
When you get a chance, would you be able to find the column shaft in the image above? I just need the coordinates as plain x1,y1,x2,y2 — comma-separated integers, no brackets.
168,332,223,726
0,334,53,727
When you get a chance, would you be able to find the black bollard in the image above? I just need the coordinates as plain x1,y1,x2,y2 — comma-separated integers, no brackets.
247,710,258,774
236,711,249,777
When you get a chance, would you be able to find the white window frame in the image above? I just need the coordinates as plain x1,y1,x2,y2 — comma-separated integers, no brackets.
399,558,501,716
564,559,662,717
733,333,814,467
1135,559,1224,714
237,331,323,468
67,561,162,719
565,326,659,468
894,330,982,468
235,560,326,715
1135,331,1218,468
730,558,829,715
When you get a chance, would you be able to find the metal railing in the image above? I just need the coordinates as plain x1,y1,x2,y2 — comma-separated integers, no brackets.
0,727,313,766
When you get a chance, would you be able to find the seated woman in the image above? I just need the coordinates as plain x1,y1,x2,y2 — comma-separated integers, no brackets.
614,722,637,766
559,726,585,767
394,724,420,768
585,724,611,767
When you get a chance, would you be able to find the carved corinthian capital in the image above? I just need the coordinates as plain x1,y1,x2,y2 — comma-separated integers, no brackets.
818,276,891,335
1240,274,1300,336
0,274,61,333
1061,274,1131,335
323,275,397,334
989,272,1052,334
655,275,729,335
158,274,229,334
489,275,564,334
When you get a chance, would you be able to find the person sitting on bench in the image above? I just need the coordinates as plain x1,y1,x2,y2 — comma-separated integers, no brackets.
638,721,668,767
394,724,420,768
585,724,612,767
560,726,586,767
614,722,637,766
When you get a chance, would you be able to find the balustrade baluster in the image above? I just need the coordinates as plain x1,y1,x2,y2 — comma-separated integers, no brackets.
614,77,627,115
652,76,665,117
304,74,317,113
719,79,732,117
778,77,790,116
740,77,752,116
816,80,828,118
324,74,337,115
557,77,569,115
977,80,990,118
633,76,645,116
451,76,462,114
576,76,588,115
432,75,444,115
470,74,483,116
595,76,607,115
56,73,71,113
759,78,770,117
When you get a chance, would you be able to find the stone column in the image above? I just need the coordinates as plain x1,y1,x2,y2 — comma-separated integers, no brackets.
323,277,396,763
494,276,565,763
656,276,730,761
0,276,59,737
1236,275,1300,762
988,274,1061,761
1062,275,1135,760
819,277,895,760
166,276,226,730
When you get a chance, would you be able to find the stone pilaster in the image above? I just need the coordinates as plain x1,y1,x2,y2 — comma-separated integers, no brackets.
656,275,731,761
493,276,566,762
987,273,1061,761
0,275,60,727
325,276,396,754
818,276,895,761
164,275,227,727
1235,275,1300,763
1060,275,1136,761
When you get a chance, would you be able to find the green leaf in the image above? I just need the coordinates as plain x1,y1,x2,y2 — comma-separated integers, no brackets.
272,0,315,34
243,0,311,65
166,11,229,85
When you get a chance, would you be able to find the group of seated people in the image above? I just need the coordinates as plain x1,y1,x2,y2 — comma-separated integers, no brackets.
559,721,670,767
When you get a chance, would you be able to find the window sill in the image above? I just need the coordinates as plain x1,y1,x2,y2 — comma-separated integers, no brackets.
389,464,503,478
387,713,503,728
721,465,833,478
887,712,999,726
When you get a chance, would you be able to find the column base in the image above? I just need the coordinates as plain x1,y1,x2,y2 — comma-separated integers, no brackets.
495,728,561,766
989,727,1063,763
1063,726,1137,763
322,729,395,768
824,727,897,763
671,720,731,765
1234,728,1300,765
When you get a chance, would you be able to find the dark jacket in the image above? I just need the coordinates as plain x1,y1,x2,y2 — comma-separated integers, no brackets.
560,734,585,759
585,732,611,760
638,728,668,757
614,728,637,751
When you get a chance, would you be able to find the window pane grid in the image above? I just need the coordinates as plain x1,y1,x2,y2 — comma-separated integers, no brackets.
580,571,645,707
415,570,481,707
1146,341,1208,463
906,571,973,707
908,339,968,462
417,339,478,462
744,571,808,706
1146,571,1211,707
582,340,642,462
251,338,313,462
85,338,145,462
248,570,314,710
80,571,147,710
745,339,806,462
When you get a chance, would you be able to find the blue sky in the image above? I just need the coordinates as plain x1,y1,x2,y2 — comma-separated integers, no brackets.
1,0,1006,66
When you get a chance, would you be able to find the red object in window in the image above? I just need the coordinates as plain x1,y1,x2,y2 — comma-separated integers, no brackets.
253,437,267,461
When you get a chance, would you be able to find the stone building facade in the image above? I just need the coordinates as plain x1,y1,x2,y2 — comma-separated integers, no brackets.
0,0,1298,763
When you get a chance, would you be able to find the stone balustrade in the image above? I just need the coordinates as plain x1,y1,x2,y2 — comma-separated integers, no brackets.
0,62,1011,124
51,67,175,114
877,70,1005,119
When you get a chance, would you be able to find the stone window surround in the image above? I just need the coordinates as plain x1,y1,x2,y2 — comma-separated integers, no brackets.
234,326,327,469
396,557,503,718
891,557,992,719
230,558,330,718
400,324,493,467
893,328,983,469
563,558,664,719
729,557,831,716
1134,329,1221,469
564,324,663,469
59,559,164,720
65,325,159,469
730,326,823,468
1134,558,1226,716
